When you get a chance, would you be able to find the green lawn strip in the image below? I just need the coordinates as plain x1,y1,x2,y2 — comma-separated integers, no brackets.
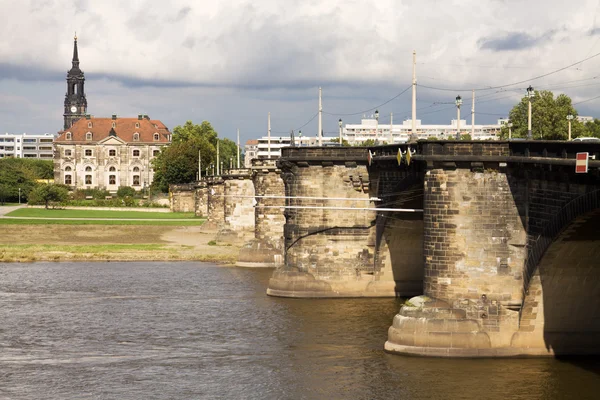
0,219,204,226
6,208,196,219
0,244,168,253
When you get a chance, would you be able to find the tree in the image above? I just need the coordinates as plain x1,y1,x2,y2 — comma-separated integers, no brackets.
501,91,584,140
152,120,239,192
28,184,69,209
0,158,51,203
582,119,600,138
329,138,350,146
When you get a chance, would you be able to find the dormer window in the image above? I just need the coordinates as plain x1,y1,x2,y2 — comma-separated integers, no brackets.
135,122,140,129
112,122,116,128
133,133,139,141
86,132,92,141
88,122,92,128
133,149,140,157
153,133,159,141
66,132,72,140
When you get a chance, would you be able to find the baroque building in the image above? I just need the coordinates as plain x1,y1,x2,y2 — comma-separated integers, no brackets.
54,36,171,191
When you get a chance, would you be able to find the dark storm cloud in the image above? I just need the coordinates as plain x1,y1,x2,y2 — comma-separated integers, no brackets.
478,30,556,51
0,63,64,82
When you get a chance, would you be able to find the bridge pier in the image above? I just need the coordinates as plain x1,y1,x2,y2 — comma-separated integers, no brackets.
385,141,600,357
221,169,255,239
267,148,398,298
237,159,285,267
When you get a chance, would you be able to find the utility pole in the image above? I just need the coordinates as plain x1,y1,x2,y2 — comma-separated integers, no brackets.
567,114,574,141
268,112,271,159
471,89,475,138
527,86,534,139
236,128,240,169
198,150,202,180
411,50,417,142
455,95,462,140
338,119,343,146
390,112,394,144
318,87,323,146
216,140,220,176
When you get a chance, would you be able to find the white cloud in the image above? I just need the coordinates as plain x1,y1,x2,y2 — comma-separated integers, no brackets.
1,0,600,137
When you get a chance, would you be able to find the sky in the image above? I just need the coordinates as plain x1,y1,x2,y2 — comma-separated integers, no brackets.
2,0,600,143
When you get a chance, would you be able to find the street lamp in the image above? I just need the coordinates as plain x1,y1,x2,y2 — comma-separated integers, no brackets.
298,130,302,147
374,109,379,143
18,187,21,205
507,122,513,140
455,95,462,140
527,85,534,139
338,119,343,146
566,114,574,141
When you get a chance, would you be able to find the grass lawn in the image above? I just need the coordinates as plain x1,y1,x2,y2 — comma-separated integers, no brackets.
0,218,204,226
6,208,196,219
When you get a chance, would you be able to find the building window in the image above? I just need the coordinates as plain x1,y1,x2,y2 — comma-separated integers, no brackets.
133,149,140,157
153,150,160,157
133,166,140,172
133,133,139,141
66,132,72,140
65,166,72,172
88,122,92,128
109,166,116,172
85,166,92,172
85,149,92,157
65,175,72,185
153,133,159,141
109,149,116,157
109,175,116,185
86,132,92,140
112,122,116,128
85,175,92,185
65,149,72,157
133,175,140,186
135,122,140,129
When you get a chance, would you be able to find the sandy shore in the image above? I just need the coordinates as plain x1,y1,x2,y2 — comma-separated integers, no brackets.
0,224,246,264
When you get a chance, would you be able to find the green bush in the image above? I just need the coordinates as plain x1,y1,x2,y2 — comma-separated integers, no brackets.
72,188,110,200
28,184,69,209
117,186,137,198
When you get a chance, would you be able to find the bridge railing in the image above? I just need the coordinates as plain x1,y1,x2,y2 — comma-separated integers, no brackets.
523,189,600,294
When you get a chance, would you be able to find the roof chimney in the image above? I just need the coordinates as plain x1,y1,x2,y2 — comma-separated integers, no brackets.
112,114,117,120
138,114,143,120
85,114,91,120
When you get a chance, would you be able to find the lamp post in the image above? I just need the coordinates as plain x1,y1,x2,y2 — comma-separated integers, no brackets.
298,130,302,146
455,95,462,140
507,122,513,140
374,109,379,144
18,187,21,205
338,119,343,146
566,114,574,141
527,85,534,139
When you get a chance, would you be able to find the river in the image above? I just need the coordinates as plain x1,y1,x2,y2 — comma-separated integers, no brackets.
0,262,598,399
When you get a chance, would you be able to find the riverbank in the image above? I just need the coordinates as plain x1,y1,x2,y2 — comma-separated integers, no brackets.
0,224,244,264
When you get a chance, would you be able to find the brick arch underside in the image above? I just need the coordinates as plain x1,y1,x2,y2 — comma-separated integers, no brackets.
515,207,600,355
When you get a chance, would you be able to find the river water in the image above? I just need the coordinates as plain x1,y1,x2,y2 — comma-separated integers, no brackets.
0,262,598,399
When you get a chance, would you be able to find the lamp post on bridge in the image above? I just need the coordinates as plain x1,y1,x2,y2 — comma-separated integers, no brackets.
527,85,534,139
508,122,513,140
338,118,343,146
567,114,574,141
374,109,379,144
455,95,462,140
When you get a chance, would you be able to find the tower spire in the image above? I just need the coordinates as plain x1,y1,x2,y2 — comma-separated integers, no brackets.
72,32,79,68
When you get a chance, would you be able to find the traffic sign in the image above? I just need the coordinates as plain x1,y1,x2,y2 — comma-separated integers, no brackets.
576,152,589,173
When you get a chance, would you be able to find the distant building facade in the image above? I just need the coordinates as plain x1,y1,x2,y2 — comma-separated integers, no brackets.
54,35,171,191
343,118,504,144
0,133,58,159
54,115,171,191
244,139,259,168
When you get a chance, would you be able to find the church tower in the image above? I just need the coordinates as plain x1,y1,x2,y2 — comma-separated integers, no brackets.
64,34,87,130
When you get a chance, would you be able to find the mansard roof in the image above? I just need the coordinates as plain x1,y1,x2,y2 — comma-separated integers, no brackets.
56,116,171,144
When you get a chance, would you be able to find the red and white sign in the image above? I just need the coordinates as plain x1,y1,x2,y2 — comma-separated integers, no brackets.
576,152,589,174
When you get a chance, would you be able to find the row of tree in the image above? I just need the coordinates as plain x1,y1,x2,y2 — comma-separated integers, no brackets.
500,90,600,139
151,121,239,192
0,158,54,204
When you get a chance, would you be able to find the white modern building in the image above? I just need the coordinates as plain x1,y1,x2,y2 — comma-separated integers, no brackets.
0,133,58,159
343,118,504,144
577,116,594,123
253,135,338,160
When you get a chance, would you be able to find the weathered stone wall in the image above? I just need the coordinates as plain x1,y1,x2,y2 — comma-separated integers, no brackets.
268,147,399,297
194,183,207,217
237,159,286,267
223,169,255,234
206,178,225,226
169,183,196,213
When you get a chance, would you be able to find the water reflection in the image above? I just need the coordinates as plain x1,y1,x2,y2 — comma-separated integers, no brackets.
0,262,598,399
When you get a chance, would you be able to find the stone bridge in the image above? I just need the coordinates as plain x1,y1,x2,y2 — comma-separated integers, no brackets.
268,140,600,357
170,140,600,357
